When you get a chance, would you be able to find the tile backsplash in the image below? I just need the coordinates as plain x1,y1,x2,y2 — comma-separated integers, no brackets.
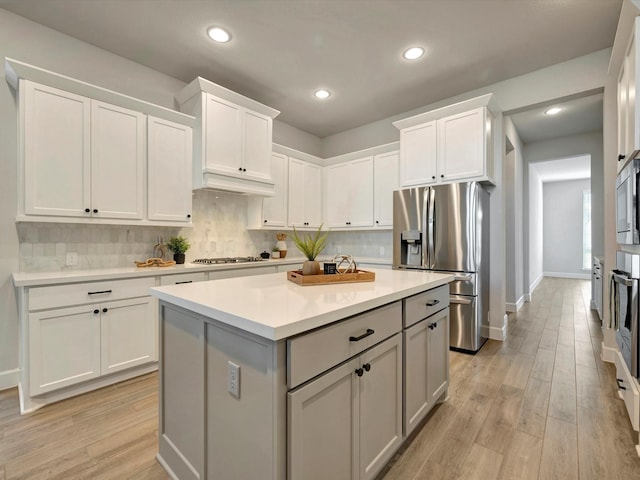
17,189,393,272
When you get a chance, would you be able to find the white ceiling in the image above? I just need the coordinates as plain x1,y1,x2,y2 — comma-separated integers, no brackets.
531,155,591,183
0,0,622,139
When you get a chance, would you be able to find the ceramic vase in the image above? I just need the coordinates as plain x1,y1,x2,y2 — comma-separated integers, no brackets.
302,260,320,275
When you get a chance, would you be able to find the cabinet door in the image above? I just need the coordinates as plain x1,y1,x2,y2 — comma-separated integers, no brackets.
262,152,287,227
101,297,156,375
288,157,307,227
325,162,350,227
29,304,101,395
399,121,437,187
204,94,242,175
437,107,485,181
619,57,629,160
348,157,374,228
242,109,272,181
288,358,359,480
374,151,399,227
91,100,145,219
403,318,430,436
428,309,449,405
147,116,193,223
627,30,638,157
304,162,323,228
359,334,403,480
23,80,91,217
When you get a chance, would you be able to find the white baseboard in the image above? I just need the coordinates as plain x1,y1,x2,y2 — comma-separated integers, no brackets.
601,341,616,364
529,273,544,294
590,300,597,310
488,314,508,341
544,271,591,280
505,295,526,313
0,368,19,391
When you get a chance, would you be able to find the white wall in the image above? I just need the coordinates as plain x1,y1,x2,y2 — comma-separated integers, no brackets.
542,179,591,278
528,166,544,291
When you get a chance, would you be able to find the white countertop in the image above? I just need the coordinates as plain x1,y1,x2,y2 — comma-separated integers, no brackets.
150,268,453,341
12,256,392,287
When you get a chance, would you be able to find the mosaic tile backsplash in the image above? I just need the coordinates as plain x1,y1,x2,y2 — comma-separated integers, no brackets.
17,189,393,272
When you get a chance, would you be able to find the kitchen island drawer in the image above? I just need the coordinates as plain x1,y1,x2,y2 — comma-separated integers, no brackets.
160,272,207,285
28,277,156,311
287,300,402,389
404,285,449,327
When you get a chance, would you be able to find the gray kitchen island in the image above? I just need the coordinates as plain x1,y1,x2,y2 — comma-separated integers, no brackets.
150,268,453,480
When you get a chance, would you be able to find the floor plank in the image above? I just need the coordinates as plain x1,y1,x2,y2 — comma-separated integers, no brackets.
538,416,578,480
497,430,542,480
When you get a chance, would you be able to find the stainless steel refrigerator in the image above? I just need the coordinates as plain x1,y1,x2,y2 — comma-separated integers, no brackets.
393,182,490,352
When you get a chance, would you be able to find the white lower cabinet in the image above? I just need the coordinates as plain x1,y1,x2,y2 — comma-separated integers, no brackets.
404,308,449,436
288,333,403,480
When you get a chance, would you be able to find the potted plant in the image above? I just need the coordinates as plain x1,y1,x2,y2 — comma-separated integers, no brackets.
271,246,280,259
167,235,190,264
292,225,329,275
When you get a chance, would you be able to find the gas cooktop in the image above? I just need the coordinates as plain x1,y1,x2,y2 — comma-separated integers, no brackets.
192,257,267,265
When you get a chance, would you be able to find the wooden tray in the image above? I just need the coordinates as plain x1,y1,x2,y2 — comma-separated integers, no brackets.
287,269,375,286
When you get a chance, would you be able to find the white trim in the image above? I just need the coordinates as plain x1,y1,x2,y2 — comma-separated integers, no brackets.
529,273,544,293
505,295,526,313
524,293,532,302
590,300,597,310
543,271,591,280
0,368,19,391
272,143,324,166
323,142,400,166
488,322,507,341
601,341,617,363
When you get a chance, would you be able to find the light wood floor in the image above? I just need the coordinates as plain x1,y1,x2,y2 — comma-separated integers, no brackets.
1,278,639,479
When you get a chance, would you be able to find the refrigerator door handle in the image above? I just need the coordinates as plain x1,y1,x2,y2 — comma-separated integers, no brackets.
427,186,435,269
453,274,473,282
449,295,473,305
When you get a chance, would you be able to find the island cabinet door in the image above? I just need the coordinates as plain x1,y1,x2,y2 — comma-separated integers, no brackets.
428,309,450,405
288,357,360,480
358,334,403,480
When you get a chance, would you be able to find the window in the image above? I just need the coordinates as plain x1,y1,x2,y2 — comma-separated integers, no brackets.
583,190,592,269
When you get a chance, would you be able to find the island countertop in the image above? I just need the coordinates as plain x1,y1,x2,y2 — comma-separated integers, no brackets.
150,268,453,340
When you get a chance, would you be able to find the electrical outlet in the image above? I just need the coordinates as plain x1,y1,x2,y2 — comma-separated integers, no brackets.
66,252,78,266
228,361,240,398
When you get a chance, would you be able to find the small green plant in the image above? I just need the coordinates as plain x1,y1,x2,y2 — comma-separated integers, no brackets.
272,246,280,252
292,225,329,261
166,236,190,254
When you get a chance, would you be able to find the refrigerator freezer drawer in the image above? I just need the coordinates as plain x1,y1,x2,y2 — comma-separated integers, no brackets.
433,271,476,295
449,294,487,352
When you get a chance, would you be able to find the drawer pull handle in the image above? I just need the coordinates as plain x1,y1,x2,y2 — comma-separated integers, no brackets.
175,281,193,284
88,290,112,295
428,323,435,330
617,378,627,390
349,328,375,342
355,368,364,377
363,363,371,372
426,299,440,307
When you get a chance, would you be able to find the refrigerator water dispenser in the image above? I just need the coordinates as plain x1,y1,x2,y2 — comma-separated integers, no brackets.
400,230,422,266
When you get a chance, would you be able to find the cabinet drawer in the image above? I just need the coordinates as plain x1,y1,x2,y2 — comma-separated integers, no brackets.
615,351,640,431
404,285,449,328
160,272,207,286
287,301,402,389
28,277,156,311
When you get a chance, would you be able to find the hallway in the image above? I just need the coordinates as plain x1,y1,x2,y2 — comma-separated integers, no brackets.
383,277,640,479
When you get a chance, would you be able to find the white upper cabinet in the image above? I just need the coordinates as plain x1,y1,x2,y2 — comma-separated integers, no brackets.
23,81,91,218
147,116,193,223
618,16,640,169
393,94,496,187
176,76,280,196
288,157,322,228
373,151,399,228
90,100,145,220
7,60,195,226
247,152,289,228
325,156,373,228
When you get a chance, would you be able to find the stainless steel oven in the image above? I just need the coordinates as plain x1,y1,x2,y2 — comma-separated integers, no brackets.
616,158,640,244
612,251,640,378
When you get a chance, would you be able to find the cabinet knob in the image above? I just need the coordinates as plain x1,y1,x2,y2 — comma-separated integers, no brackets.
363,363,371,372
238,167,243,171
93,209,98,214
102,307,108,313
85,208,91,213
355,368,364,377
375,220,379,224
264,219,268,223
619,154,626,162
187,214,191,218
440,174,444,178
93,309,99,314
243,168,247,172
432,176,436,180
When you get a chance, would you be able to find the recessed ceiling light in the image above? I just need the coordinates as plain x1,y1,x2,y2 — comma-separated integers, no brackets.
544,107,563,115
207,26,231,43
314,89,331,99
403,47,425,60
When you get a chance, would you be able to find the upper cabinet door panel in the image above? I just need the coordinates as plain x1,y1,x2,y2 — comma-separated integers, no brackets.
262,152,287,227
242,110,272,181
23,81,91,217
287,158,306,227
374,151,399,227
204,95,242,175
400,121,437,187
325,163,350,227
90,101,145,219
304,163,323,228
348,157,374,227
437,107,485,181
147,116,193,222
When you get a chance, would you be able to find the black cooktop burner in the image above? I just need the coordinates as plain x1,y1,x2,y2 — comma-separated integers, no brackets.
192,257,266,264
